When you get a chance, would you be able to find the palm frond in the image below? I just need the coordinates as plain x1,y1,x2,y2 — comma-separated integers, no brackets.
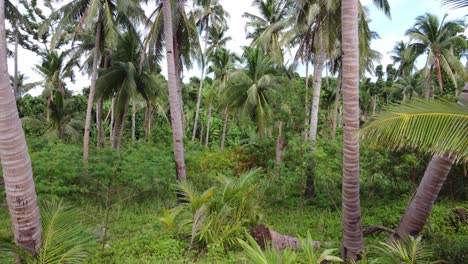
360,99,468,162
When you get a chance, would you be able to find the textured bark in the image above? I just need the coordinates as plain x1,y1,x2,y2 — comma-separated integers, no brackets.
308,46,326,141
13,23,18,98
341,0,364,260
83,13,102,169
424,66,433,98
220,106,228,150
395,83,468,239
331,70,342,140
0,0,42,254
249,224,321,251
109,97,115,144
205,102,212,148
163,0,187,181
396,154,454,238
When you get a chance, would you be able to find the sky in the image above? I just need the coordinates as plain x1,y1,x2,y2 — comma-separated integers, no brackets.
7,0,468,96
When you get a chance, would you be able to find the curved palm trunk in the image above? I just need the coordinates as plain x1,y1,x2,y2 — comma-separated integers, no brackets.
83,14,103,169
220,106,229,150
163,0,187,181
205,102,212,148
341,0,364,260
395,83,468,239
308,47,326,141
331,70,342,140
0,0,42,254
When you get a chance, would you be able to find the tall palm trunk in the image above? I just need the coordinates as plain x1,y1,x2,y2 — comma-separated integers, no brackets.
192,27,209,143
13,22,18,98
424,65,433,98
205,102,212,147
303,59,310,140
274,121,284,176
163,0,187,181
83,13,103,169
395,83,468,238
308,46,326,141
371,96,377,116
117,99,129,150
0,0,42,254
220,105,228,150
341,0,364,260
331,70,342,140
109,96,115,144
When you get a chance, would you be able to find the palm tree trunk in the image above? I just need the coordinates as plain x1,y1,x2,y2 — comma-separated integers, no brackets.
131,101,136,141
163,0,187,181
117,99,129,150
199,119,204,145
274,121,284,176
13,23,18,98
341,0,364,260
96,99,104,147
331,70,342,140
0,0,42,254
435,59,444,94
395,153,454,238
395,82,468,239
192,30,209,143
303,60,310,140
308,47,326,141
424,66,433,98
205,102,212,148
220,106,228,150
371,96,377,116
83,13,103,169
109,97,115,144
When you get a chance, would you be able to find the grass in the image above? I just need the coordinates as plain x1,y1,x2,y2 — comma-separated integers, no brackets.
0,196,466,263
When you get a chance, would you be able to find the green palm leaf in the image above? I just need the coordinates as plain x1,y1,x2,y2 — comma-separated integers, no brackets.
360,99,468,162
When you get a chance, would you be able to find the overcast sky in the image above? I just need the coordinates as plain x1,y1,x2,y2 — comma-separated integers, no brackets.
7,0,468,96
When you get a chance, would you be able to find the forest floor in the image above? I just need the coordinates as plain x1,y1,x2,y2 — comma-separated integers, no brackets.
1,197,466,263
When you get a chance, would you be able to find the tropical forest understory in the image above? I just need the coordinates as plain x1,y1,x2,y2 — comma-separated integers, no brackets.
0,0,467,263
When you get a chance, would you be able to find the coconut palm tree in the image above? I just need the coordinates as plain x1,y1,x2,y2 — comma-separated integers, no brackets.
341,0,363,260
35,49,78,123
391,41,416,77
0,0,41,254
52,0,145,167
162,0,187,181
190,0,229,143
243,0,291,66
229,47,277,136
405,13,465,98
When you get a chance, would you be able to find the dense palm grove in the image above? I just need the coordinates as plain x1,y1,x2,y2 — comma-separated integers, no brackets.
0,0,467,263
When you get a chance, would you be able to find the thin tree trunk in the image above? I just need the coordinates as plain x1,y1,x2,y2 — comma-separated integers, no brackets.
109,97,115,144
220,106,228,150
192,29,209,143
163,0,187,181
435,59,444,94
395,82,468,239
148,103,153,140
371,96,377,116
205,102,212,148
0,0,42,254
96,99,104,147
424,66,433,99
274,121,283,176
83,13,102,169
199,120,204,145
341,0,364,260
117,99,129,150
131,101,136,141
308,46,326,141
303,60,310,140
13,23,18,98
331,70,342,140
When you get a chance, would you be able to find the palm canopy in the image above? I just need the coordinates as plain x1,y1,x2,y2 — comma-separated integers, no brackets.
405,13,466,93
441,0,468,8
360,99,468,162
207,47,237,106
229,47,278,135
391,41,417,77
